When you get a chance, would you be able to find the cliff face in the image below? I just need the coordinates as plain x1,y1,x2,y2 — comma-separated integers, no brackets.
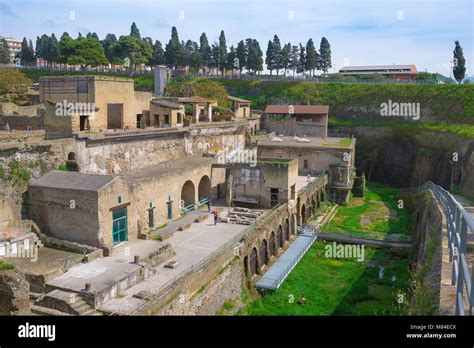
331,126,474,197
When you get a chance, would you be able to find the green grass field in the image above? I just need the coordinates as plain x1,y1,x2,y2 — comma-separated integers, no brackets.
321,182,411,241
241,241,409,315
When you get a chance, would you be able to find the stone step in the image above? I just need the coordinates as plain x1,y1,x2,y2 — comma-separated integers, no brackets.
37,289,97,315
31,305,72,316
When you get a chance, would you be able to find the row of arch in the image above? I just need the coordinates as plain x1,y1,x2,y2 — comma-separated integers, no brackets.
244,215,296,276
181,175,211,206
244,180,329,278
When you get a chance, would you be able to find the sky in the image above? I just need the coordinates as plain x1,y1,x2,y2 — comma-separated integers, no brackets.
0,0,472,77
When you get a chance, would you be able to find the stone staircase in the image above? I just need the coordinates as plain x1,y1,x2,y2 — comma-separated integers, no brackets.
31,289,103,316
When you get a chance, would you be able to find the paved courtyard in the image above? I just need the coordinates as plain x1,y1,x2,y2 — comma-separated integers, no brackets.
99,206,248,314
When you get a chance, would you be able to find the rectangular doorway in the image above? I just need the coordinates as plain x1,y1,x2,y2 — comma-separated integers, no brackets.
112,208,128,245
136,114,142,129
107,103,123,130
270,188,279,208
79,115,89,131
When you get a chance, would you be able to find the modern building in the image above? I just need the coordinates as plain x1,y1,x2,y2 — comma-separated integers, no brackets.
262,105,329,137
338,65,418,80
0,36,22,63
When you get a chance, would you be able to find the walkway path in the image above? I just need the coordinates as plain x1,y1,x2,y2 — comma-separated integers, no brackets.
255,230,317,292
317,232,412,249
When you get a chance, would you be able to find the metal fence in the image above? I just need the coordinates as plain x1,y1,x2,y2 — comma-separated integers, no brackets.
400,181,474,315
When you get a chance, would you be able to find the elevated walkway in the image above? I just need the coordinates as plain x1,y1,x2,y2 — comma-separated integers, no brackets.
255,226,317,292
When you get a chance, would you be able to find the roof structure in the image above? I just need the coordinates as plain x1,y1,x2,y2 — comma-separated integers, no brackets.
151,99,182,109
30,170,117,192
178,96,216,104
227,96,251,103
258,135,354,150
264,105,329,115
339,65,417,74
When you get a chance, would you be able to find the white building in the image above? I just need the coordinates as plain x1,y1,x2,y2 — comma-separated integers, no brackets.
0,36,22,63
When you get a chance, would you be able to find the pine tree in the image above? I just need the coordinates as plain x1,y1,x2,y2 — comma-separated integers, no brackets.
19,37,35,65
246,39,263,75
150,40,164,66
227,45,236,77
319,37,332,76
236,40,246,75
0,38,11,64
164,27,185,69
101,34,118,65
453,40,466,84
218,30,227,76
199,33,211,74
130,22,141,39
272,35,282,75
265,40,275,75
281,43,291,76
305,39,317,76
297,43,306,75
288,45,299,77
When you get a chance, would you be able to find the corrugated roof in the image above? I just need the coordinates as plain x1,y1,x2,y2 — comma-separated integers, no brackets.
30,170,117,192
339,65,416,71
264,105,329,114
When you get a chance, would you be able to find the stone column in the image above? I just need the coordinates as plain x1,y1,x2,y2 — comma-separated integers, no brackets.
207,104,212,122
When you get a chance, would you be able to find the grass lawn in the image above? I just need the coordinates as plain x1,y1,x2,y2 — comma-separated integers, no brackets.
321,182,411,241
241,241,409,315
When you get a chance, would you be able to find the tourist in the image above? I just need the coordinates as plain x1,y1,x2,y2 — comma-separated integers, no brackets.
213,210,219,225
307,173,311,183
4,123,10,132
207,199,211,212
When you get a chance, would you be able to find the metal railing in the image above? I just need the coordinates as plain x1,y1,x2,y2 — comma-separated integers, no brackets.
400,181,474,315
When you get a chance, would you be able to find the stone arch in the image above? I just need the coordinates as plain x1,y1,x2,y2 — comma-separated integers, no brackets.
277,225,283,249
291,214,296,235
181,180,196,206
269,232,276,256
67,152,76,161
259,239,268,266
285,219,290,241
249,247,258,276
198,175,211,201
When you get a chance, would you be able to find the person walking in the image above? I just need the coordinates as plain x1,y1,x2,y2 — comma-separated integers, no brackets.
213,210,219,226
207,199,211,213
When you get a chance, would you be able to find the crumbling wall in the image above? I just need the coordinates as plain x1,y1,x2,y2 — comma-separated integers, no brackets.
0,269,31,315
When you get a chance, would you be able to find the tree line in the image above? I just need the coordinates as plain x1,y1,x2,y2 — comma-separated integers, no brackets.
1,23,333,77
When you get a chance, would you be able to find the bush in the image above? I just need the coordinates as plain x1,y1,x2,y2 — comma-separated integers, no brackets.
8,160,31,184
0,261,15,270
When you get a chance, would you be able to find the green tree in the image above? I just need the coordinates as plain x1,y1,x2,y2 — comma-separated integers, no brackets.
453,40,466,84
0,39,10,64
149,40,165,66
236,40,246,75
46,34,59,64
113,35,152,71
164,26,185,69
272,35,282,75
101,33,118,65
218,30,228,76
319,37,332,76
246,39,263,75
281,43,291,76
305,38,317,76
199,33,211,74
265,40,275,75
19,37,35,65
0,68,32,97
297,43,306,74
58,32,75,64
288,45,299,77
130,22,141,39
210,43,220,71
226,45,236,76
64,35,108,68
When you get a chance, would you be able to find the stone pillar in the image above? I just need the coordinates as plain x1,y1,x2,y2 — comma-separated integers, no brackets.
207,104,212,122
192,105,198,124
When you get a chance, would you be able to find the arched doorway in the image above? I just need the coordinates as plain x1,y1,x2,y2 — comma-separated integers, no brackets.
277,225,283,249
181,180,196,207
269,232,275,256
250,247,258,276
260,240,268,266
285,219,290,241
198,175,211,202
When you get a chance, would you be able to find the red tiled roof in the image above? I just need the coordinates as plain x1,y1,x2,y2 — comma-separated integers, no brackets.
264,105,329,114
